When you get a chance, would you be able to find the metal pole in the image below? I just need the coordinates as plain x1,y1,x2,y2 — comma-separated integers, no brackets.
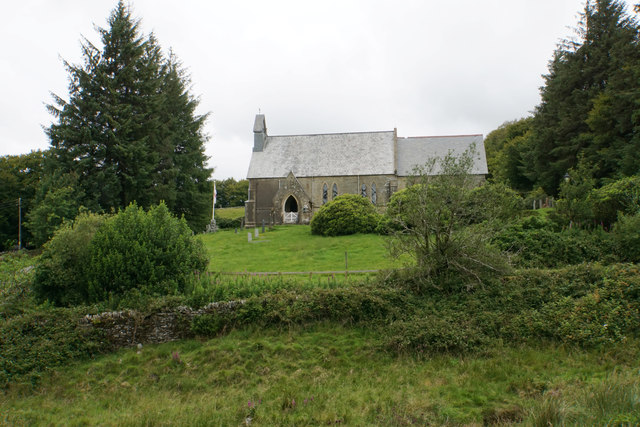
212,181,216,222
18,198,21,250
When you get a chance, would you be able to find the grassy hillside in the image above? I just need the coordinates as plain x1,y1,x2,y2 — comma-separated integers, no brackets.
2,325,638,426
200,225,402,272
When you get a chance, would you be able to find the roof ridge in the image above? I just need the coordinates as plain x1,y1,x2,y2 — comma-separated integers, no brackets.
399,134,483,139
268,130,395,138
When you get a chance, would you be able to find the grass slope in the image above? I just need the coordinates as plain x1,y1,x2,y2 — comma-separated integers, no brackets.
200,225,400,272
2,325,638,426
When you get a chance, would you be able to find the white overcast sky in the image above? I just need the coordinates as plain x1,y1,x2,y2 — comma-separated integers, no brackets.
0,0,607,180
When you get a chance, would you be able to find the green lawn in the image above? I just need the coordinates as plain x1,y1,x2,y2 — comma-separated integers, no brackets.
200,225,401,272
2,325,638,426
214,206,244,219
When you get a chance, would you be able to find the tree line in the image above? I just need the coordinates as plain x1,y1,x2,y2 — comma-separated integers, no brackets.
0,2,244,250
486,0,640,196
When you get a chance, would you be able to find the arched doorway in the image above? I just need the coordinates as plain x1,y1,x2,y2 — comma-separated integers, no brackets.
283,195,299,224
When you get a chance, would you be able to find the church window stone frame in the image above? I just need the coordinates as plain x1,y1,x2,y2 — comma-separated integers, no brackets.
371,182,377,205
332,183,338,199
361,184,367,197
322,183,328,205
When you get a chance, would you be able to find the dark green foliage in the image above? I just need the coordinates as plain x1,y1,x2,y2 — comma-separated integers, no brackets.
0,151,44,250
493,217,615,268
33,202,207,306
215,178,249,208
33,211,107,306
46,2,211,231
0,307,109,388
87,202,208,303
466,182,524,224
385,315,488,355
612,213,640,262
191,285,406,336
310,194,381,236
526,0,640,194
589,175,640,227
25,172,84,247
214,215,244,229
553,157,596,226
484,117,535,191
384,263,639,351
505,265,640,346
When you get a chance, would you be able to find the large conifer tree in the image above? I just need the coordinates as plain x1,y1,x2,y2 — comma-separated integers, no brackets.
46,1,211,230
528,0,640,194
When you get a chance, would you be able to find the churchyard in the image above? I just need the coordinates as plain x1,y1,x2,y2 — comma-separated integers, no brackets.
201,224,398,273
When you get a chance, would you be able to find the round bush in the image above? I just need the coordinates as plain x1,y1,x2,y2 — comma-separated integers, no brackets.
310,194,381,236
87,202,208,302
33,202,208,306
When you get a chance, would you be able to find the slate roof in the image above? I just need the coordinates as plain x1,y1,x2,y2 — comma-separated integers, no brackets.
246,116,488,179
396,135,488,176
247,131,396,179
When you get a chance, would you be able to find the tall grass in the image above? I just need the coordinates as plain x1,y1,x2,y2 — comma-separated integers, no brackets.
2,326,638,426
188,271,375,303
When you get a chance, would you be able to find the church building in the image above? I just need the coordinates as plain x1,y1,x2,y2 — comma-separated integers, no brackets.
244,114,488,227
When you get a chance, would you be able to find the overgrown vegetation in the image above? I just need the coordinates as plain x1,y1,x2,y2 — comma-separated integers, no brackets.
385,147,514,291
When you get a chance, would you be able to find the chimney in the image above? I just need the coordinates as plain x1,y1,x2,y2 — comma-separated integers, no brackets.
253,114,267,152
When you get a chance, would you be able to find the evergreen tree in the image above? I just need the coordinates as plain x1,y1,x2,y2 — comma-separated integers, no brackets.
46,1,211,230
528,0,640,194
484,117,534,191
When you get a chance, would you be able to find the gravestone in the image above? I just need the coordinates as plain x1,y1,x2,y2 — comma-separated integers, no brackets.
248,232,252,242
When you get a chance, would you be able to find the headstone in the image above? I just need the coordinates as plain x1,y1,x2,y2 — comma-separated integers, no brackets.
248,232,252,242
235,228,238,234
255,228,259,238
262,219,265,234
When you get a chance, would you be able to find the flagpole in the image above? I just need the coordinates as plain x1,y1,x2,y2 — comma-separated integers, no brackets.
212,180,216,222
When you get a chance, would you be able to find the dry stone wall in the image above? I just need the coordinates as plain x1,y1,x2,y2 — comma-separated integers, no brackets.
82,301,245,349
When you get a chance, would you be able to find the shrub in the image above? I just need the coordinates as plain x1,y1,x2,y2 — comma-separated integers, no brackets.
612,213,640,262
33,202,208,306
33,211,107,306
215,215,243,229
87,202,208,303
589,175,640,227
310,194,381,236
385,315,488,355
493,218,616,268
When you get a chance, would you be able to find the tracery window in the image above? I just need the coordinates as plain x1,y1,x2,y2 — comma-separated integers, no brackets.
361,184,367,197
371,183,377,205
332,183,338,199
322,183,328,205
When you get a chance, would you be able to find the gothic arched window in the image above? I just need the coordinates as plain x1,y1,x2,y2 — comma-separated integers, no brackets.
361,184,367,197
322,183,328,205
332,183,338,199
371,183,377,205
